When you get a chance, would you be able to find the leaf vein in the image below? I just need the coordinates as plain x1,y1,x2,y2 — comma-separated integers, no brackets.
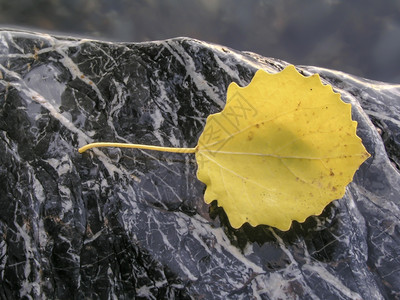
198,150,365,161
201,105,333,149
200,152,282,194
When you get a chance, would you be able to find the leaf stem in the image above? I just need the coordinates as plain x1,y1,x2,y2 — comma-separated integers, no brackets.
78,142,198,154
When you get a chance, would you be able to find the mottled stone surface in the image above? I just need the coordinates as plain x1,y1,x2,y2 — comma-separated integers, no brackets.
0,29,399,299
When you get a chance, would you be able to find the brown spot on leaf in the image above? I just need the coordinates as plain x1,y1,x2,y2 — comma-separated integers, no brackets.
329,169,335,176
255,124,260,128
247,131,254,141
332,186,337,192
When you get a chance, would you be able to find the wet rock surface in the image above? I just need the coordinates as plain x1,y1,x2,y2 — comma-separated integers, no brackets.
0,29,399,299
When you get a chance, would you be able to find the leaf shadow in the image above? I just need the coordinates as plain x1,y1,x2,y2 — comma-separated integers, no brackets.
209,199,340,256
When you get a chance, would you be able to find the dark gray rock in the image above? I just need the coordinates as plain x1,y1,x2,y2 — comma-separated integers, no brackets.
0,29,399,299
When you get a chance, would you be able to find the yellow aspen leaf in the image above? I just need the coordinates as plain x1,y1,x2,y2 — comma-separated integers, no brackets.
79,65,370,231
195,65,370,230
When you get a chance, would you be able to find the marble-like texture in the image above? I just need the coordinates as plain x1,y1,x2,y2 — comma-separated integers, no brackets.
0,29,399,299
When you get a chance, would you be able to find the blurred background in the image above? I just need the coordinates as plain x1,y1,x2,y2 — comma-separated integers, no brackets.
1,0,399,83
